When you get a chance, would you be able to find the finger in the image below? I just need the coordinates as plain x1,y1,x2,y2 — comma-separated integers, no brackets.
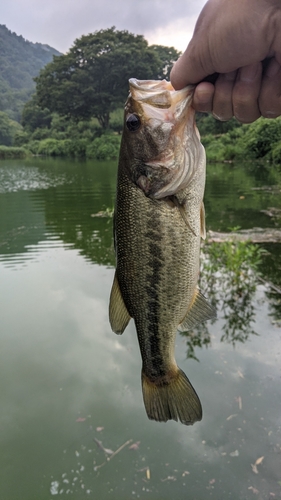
212,71,237,121
232,62,262,123
259,58,281,118
192,82,215,113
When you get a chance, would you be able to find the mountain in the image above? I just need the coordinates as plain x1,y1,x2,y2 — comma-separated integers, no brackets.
0,24,61,121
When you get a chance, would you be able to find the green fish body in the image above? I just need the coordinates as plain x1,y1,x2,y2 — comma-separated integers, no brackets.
109,79,215,425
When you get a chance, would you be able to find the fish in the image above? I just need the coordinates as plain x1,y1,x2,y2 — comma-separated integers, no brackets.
109,78,216,425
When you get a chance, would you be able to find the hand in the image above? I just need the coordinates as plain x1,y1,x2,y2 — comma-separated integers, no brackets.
170,0,281,123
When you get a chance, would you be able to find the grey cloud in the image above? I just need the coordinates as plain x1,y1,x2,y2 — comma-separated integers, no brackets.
0,0,206,52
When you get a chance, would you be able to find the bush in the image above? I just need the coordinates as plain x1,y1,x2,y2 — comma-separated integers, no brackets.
271,142,281,167
62,138,88,157
240,117,281,159
0,111,23,146
36,138,66,156
0,145,28,159
86,134,121,160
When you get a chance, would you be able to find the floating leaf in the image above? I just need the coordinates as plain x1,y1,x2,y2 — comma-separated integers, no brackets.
226,414,238,421
248,486,259,494
96,427,104,432
251,464,258,474
161,476,176,482
255,456,264,466
235,396,242,410
229,450,239,457
129,441,140,450
103,448,114,455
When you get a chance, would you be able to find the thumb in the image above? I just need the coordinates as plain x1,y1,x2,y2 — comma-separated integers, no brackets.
171,40,215,90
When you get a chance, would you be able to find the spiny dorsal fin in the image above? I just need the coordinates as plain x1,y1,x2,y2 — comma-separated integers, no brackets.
200,201,206,240
109,273,131,334
178,289,216,332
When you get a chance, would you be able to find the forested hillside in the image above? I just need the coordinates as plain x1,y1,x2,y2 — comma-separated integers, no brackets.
0,24,61,121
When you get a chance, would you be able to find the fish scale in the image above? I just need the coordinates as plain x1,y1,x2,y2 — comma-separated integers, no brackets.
109,79,216,425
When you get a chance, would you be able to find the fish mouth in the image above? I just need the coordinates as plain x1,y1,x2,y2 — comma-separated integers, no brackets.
128,78,193,105
128,78,204,199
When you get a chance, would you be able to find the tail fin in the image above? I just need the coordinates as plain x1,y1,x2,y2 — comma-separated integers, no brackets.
141,368,202,425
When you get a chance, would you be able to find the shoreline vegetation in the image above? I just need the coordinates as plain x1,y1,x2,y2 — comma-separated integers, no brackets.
1,26,281,166
2,112,281,165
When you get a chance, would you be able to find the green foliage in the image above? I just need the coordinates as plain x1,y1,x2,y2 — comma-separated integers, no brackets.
25,134,121,159
0,24,61,120
86,135,121,160
109,108,124,134
239,117,281,160
149,45,181,80
0,145,28,158
271,142,281,166
34,27,179,129
197,113,241,136
0,111,22,145
202,117,281,163
21,95,52,131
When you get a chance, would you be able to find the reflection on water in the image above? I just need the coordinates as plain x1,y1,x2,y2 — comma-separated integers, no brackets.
0,158,281,500
181,240,267,360
0,158,116,267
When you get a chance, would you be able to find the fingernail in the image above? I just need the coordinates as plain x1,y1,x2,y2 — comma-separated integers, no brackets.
239,63,260,82
266,59,280,77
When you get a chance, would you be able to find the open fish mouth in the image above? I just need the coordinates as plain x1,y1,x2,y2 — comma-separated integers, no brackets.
126,78,204,199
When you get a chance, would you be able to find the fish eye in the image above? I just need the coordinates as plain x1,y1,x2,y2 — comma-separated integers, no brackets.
126,113,141,132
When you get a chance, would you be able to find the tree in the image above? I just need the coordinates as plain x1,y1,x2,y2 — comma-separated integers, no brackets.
34,27,179,129
21,94,52,132
0,111,22,145
149,45,181,80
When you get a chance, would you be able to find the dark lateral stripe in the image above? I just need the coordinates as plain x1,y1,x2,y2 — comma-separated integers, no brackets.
144,239,166,379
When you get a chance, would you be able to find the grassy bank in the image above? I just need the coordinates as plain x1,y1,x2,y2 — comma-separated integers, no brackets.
0,145,29,159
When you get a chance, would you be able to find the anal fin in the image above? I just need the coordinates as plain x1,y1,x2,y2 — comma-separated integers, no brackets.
178,289,216,332
109,273,131,334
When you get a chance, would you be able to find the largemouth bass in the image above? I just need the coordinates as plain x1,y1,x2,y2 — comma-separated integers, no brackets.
109,79,215,425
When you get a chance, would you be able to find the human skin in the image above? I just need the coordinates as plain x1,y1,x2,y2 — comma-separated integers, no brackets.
170,0,281,123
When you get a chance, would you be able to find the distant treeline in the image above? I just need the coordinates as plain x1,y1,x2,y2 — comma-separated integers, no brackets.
1,25,281,164
0,24,61,121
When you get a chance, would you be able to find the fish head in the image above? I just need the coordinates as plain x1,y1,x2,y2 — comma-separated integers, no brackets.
121,78,204,199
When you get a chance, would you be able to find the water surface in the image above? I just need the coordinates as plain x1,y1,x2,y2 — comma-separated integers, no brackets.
0,158,281,500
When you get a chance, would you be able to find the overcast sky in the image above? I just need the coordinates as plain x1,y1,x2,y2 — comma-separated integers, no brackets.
0,0,207,54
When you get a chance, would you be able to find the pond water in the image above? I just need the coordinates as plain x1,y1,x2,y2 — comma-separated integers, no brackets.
0,157,281,500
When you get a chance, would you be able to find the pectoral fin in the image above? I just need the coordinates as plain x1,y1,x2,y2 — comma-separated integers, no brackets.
109,273,131,334
171,196,197,237
178,289,216,332
200,202,206,240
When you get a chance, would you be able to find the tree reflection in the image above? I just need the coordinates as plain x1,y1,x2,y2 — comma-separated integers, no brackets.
180,239,266,358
